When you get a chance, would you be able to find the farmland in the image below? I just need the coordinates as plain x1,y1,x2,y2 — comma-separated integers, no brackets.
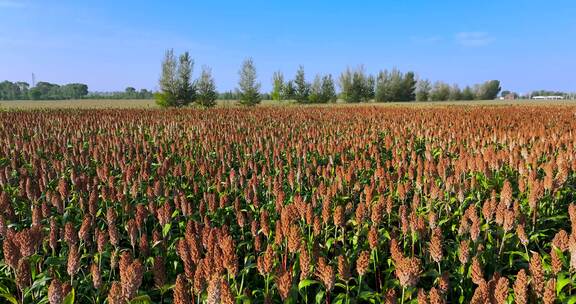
1,99,576,110
0,105,575,304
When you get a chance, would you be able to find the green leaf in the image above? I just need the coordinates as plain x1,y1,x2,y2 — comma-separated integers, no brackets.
315,290,325,304
235,294,250,301
557,274,571,293
162,223,172,237
0,293,18,304
359,290,375,300
44,256,66,267
130,295,152,304
381,230,391,240
326,238,335,250
508,251,529,264
568,295,576,304
298,279,319,290
332,293,346,304
63,288,75,304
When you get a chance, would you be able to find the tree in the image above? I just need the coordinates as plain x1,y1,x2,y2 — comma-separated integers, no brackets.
219,90,239,100
339,68,352,102
416,79,431,102
375,70,392,102
449,84,462,101
365,75,375,100
308,75,322,104
294,66,310,103
271,71,284,101
461,86,475,100
125,87,137,98
61,83,88,99
196,66,217,108
376,68,411,102
340,67,373,103
15,82,30,99
281,80,296,101
137,89,153,99
0,81,17,100
174,52,196,106
237,58,261,106
430,81,451,101
28,82,61,100
156,49,178,107
399,72,417,101
476,80,501,100
320,74,337,103
155,49,196,108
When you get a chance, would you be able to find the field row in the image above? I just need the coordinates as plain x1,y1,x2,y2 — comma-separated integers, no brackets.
0,106,575,303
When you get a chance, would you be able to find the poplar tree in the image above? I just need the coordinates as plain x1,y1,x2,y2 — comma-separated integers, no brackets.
294,66,310,103
308,75,322,103
237,58,262,106
196,66,217,107
339,66,373,102
281,81,296,101
175,52,195,107
156,49,196,107
416,79,431,101
320,74,337,103
271,71,284,101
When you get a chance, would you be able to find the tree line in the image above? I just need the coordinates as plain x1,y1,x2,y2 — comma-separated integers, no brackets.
86,87,154,100
0,81,88,100
526,90,573,98
2,52,504,105
156,50,503,108
0,80,153,100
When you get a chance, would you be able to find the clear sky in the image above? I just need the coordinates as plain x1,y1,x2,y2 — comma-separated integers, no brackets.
1,0,575,94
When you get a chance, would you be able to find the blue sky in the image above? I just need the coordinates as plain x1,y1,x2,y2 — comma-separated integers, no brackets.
1,0,575,94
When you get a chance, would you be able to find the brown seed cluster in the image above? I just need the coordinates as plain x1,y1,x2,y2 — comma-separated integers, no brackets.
0,106,575,302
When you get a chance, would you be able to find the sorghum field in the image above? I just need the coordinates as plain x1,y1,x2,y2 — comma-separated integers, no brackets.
1,106,576,304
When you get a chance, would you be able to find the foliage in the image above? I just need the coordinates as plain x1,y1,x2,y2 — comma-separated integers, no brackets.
271,71,284,101
339,66,374,102
309,75,322,104
237,58,262,106
0,81,30,100
196,66,217,108
281,80,296,101
218,90,240,100
308,74,336,104
0,81,89,100
449,84,462,101
86,88,153,100
375,69,416,102
461,86,475,100
430,81,451,101
294,66,311,103
0,80,152,101
320,74,337,103
416,79,431,102
156,49,196,108
175,52,196,105
475,80,501,100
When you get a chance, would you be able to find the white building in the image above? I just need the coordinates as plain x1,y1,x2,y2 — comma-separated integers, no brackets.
532,95,565,100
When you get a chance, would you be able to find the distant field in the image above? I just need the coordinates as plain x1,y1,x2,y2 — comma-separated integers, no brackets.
1,98,576,109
